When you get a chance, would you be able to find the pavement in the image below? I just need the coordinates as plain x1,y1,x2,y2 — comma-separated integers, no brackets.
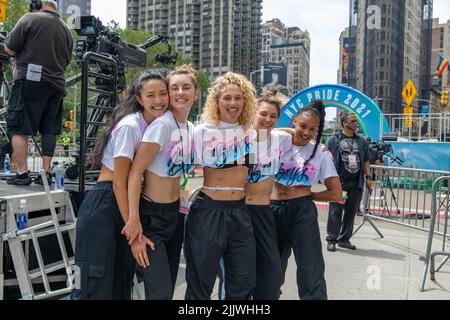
166,177,450,300
4,174,448,300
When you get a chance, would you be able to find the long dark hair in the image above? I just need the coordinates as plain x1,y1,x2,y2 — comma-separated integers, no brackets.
90,70,168,169
298,100,326,179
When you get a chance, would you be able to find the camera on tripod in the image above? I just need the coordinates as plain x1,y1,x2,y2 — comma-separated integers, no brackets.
370,141,393,156
369,141,403,165
74,16,147,68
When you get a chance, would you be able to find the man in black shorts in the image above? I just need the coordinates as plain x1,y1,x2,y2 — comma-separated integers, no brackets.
4,0,72,185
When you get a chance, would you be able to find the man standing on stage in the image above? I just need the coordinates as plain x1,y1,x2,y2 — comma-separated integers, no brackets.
4,0,72,185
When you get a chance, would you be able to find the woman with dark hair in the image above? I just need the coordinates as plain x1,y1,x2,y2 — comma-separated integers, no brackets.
185,72,257,300
71,70,169,300
123,65,197,300
271,100,342,300
244,93,292,300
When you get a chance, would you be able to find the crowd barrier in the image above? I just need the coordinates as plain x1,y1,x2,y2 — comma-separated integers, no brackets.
420,176,450,291
353,165,450,291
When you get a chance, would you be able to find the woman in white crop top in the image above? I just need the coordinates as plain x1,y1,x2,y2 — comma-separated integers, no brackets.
71,71,169,300
241,92,292,300
270,100,342,300
123,65,198,300
185,72,258,300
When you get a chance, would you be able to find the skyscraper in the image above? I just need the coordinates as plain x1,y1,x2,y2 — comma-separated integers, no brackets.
430,18,450,113
262,19,311,95
431,18,450,89
126,0,262,81
355,0,432,114
261,18,286,64
338,26,357,88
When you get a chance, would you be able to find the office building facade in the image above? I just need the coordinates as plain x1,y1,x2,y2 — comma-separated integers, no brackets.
126,0,262,81
355,0,432,114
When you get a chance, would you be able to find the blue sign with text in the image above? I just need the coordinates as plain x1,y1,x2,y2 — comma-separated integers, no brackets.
276,84,390,141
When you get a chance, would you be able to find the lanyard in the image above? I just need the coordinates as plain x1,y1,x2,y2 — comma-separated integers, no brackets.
172,113,189,188
342,136,356,154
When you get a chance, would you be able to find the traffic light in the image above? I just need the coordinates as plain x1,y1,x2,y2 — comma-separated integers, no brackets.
440,90,449,106
69,109,74,121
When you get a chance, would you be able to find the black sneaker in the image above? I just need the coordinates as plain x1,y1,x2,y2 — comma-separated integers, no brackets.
327,243,336,252
33,172,52,185
6,171,32,186
338,241,356,250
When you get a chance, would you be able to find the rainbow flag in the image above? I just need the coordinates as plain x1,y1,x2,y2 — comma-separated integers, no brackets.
436,54,449,76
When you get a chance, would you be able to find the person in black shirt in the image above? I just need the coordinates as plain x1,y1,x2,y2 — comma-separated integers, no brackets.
325,112,372,251
4,0,73,185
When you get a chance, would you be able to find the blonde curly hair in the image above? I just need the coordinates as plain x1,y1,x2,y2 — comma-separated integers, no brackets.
201,72,257,129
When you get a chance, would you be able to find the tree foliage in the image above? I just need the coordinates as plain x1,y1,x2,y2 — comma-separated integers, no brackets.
4,0,29,33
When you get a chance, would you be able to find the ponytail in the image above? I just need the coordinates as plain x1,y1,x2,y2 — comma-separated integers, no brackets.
299,100,326,179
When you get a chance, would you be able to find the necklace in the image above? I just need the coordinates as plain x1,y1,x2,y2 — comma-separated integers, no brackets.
172,112,190,188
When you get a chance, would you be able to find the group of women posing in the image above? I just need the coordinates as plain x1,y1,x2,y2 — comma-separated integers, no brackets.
71,65,342,301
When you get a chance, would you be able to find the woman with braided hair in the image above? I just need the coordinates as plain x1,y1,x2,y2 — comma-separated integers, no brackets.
271,99,342,300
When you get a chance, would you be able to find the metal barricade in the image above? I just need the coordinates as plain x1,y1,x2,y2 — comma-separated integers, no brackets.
353,166,450,291
419,176,450,291
354,165,450,236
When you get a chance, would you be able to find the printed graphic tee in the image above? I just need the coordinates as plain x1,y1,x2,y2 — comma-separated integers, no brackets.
142,111,195,178
338,135,360,184
246,130,292,183
275,140,338,187
194,121,255,168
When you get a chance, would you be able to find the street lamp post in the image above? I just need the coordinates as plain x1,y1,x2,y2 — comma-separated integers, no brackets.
250,68,269,94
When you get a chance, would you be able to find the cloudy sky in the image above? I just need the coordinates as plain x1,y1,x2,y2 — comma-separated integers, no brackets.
91,0,450,86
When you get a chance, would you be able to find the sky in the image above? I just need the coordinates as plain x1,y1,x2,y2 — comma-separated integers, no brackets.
91,0,450,118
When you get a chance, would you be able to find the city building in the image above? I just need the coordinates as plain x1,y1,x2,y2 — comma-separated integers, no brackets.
262,18,286,64
430,18,450,112
355,0,433,114
338,26,357,88
126,0,262,82
262,21,310,95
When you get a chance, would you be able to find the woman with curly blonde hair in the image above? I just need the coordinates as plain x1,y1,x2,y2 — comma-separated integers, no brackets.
201,72,257,128
185,72,257,300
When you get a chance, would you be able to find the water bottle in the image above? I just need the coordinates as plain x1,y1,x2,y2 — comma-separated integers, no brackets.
54,163,65,190
16,199,28,230
4,153,11,174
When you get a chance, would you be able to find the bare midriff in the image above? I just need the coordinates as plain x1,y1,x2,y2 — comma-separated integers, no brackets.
201,166,248,200
245,177,275,206
271,183,312,201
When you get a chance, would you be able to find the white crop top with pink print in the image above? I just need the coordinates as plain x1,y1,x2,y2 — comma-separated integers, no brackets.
246,130,292,183
275,140,338,187
141,111,195,178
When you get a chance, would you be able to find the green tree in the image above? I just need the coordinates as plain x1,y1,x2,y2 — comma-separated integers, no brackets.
4,0,28,33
